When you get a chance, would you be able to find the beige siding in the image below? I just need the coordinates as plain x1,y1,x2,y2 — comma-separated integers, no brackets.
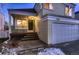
48,20,52,44
42,4,65,16
35,3,75,18
39,19,48,44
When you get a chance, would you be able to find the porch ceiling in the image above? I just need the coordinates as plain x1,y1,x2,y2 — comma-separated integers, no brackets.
8,9,37,16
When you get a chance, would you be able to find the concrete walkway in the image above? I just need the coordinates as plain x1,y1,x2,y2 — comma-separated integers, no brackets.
0,39,46,55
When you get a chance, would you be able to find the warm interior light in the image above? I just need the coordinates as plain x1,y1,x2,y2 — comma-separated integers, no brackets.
65,6,72,16
69,8,72,16
22,20,27,26
65,7,69,16
49,3,53,9
43,3,49,9
43,3,53,10
17,20,27,28
17,20,21,25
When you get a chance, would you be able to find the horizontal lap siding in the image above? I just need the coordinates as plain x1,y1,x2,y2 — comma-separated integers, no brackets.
39,20,48,44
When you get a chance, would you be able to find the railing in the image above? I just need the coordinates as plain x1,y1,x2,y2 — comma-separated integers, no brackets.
0,31,9,38
11,26,27,33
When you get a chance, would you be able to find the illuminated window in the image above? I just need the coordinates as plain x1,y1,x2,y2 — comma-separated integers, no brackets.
17,20,21,25
22,20,27,27
17,20,27,29
69,8,72,16
65,6,72,16
43,3,49,9
49,3,53,9
43,3,53,10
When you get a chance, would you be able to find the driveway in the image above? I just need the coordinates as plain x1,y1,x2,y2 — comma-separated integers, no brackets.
53,40,79,55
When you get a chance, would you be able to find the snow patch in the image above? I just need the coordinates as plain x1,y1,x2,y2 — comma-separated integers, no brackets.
38,48,65,55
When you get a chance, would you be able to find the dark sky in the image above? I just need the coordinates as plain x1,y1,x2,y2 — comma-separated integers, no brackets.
2,3,79,22
2,3,35,22
75,3,79,12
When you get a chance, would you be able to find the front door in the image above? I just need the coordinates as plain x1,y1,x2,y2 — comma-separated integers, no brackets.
28,20,35,32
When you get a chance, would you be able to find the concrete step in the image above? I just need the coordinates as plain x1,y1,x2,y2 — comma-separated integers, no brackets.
20,32,39,40
11,32,39,40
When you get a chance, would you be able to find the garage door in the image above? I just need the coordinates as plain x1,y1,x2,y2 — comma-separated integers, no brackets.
52,23,79,44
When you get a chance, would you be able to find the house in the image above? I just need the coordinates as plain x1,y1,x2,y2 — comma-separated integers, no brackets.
0,13,4,31
8,3,79,45
0,4,9,39
0,4,4,31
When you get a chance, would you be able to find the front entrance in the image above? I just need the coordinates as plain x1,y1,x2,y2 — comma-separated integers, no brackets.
28,20,35,32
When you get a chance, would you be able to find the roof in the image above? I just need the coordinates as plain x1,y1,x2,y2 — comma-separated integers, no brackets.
75,11,79,14
70,3,76,6
8,8,37,13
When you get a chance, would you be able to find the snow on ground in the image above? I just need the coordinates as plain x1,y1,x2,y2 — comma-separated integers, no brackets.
0,40,65,55
38,48,65,55
0,47,65,55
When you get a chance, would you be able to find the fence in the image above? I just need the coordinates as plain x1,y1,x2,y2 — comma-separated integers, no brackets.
0,31,9,38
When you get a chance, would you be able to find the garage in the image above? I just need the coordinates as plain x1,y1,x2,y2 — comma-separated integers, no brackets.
51,23,79,44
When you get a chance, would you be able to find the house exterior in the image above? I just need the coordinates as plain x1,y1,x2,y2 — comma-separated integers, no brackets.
0,13,4,31
0,4,9,38
8,3,79,45
0,4,4,31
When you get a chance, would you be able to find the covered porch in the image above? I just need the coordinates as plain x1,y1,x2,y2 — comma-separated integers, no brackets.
8,9,40,33
8,9,41,40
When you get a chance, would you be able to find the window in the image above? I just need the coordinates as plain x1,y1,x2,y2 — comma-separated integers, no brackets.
65,6,72,16
43,3,53,10
17,20,27,29
49,3,53,9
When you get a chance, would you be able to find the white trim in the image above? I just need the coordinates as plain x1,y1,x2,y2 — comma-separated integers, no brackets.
47,16,79,24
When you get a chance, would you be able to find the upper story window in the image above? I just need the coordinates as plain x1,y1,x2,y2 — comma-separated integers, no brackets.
65,6,72,16
43,3,53,10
